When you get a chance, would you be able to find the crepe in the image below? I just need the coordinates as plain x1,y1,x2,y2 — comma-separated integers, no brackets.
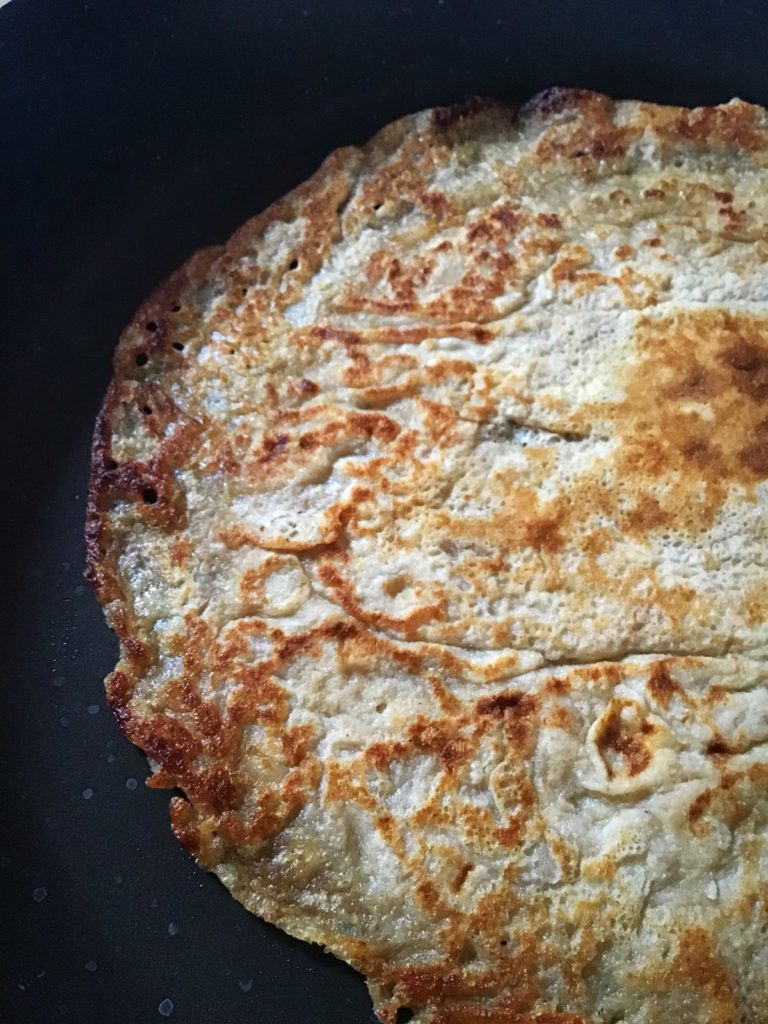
86,89,768,1023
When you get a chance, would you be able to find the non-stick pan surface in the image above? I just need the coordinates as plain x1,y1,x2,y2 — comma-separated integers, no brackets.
3,2,768,1021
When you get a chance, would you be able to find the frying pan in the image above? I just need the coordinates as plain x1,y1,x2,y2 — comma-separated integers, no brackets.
4,1,767,1021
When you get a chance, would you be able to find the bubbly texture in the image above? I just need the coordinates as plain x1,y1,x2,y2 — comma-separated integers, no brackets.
87,90,768,1023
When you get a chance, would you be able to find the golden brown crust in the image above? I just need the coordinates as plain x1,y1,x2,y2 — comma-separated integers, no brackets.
87,90,768,1024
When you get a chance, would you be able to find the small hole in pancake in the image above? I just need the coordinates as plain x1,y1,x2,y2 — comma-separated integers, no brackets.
451,862,474,893
106,459,118,470
500,939,507,946
288,259,299,270
142,488,158,504
171,304,181,312
229,349,235,355
135,352,148,367
172,342,184,351
395,1010,414,1024
375,702,387,714
373,202,383,211
459,939,478,964
145,320,158,332
143,406,153,415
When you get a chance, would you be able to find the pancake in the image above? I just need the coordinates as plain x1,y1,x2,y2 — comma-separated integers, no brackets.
86,89,768,1023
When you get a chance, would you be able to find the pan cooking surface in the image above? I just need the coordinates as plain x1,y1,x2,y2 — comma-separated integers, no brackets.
3,1,768,1021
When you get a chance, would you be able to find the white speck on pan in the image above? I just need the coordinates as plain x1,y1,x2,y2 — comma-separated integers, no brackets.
32,887,48,903
168,922,179,936
158,997,174,1016
84,960,98,973
87,704,100,715
125,777,138,791
82,787,94,800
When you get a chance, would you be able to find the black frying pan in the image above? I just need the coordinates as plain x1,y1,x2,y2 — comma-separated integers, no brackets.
4,2,768,1021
